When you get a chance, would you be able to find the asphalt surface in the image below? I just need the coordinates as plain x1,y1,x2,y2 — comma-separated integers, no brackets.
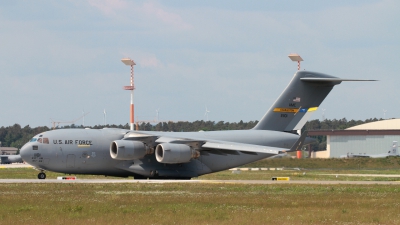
0,163,32,168
1,163,400,184
0,179,399,185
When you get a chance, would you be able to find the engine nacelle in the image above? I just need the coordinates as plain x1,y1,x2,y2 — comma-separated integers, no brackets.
110,140,151,160
155,143,199,164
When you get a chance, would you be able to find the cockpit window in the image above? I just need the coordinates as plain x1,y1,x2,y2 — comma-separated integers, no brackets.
29,137,48,144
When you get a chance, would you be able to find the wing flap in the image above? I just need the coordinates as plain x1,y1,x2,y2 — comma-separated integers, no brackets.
202,141,283,154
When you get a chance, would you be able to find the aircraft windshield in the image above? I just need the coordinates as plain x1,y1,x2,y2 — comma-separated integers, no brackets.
29,137,49,144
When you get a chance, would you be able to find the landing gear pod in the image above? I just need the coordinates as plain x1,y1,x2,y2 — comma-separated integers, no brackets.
110,140,151,160
155,143,199,164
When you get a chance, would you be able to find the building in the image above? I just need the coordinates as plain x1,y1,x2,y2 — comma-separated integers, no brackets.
0,147,19,155
308,119,400,158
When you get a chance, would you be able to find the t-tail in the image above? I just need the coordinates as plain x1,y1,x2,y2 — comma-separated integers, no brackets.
253,71,376,132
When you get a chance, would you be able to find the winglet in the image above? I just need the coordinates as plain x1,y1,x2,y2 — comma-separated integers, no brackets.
289,131,308,152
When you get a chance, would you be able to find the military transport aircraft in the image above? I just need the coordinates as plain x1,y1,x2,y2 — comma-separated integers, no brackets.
19,70,374,179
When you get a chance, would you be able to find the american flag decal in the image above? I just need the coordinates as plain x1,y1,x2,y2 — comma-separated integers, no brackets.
293,97,301,102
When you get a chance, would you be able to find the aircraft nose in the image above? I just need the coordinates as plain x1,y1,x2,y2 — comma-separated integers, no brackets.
20,143,31,162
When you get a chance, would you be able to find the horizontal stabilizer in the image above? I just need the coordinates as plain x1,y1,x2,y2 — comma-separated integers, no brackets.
301,78,377,82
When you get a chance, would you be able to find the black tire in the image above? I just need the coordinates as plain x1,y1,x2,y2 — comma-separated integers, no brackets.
38,172,46,179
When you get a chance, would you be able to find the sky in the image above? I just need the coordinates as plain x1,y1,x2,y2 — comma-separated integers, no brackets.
1,0,399,128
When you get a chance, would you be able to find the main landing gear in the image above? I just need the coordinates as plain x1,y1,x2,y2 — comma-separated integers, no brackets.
38,171,46,179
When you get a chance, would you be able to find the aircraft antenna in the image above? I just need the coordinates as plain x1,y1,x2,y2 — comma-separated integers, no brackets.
121,58,136,130
288,53,303,70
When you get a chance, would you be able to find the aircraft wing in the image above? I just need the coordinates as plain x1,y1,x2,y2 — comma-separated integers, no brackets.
149,130,309,155
121,129,309,156
152,136,285,154
149,137,285,154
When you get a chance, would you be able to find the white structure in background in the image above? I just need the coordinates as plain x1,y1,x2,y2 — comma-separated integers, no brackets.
156,108,160,122
310,119,400,158
104,109,107,126
204,106,210,121
82,110,85,126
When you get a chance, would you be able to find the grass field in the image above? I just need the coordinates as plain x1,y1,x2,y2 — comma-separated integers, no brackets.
1,158,400,224
243,157,400,170
1,183,400,224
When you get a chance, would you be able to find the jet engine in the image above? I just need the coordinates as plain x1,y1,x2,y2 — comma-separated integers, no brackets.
155,143,199,164
110,140,151,160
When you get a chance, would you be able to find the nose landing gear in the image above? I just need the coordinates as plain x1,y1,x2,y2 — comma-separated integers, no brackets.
38,171,46,179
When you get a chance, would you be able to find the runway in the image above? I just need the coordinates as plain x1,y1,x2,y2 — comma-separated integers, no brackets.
0,163,32,168
1,163,399,184
0,179,399,185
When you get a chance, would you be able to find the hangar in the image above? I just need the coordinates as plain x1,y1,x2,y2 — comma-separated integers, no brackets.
308,119,400,158
0,147,18,155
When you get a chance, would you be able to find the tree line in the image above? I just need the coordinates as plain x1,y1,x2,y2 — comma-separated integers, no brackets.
0,118,382,151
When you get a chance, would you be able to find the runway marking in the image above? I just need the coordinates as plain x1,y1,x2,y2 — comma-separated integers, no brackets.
0,164,33,168
318,174,400,178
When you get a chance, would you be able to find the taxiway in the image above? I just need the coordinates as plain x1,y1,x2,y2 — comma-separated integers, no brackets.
0,179,399,185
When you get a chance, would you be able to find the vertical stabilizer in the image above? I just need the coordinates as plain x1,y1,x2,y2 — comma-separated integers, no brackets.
253,71,343,131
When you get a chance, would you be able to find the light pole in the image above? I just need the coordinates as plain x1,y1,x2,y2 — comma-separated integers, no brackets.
288,53,303,70
121,58,136,130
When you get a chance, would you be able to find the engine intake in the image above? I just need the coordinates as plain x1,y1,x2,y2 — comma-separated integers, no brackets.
110,140,151,160
155,143,199,164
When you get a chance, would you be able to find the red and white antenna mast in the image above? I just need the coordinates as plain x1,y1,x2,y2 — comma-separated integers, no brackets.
288,53,303,70
121,58,136,130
